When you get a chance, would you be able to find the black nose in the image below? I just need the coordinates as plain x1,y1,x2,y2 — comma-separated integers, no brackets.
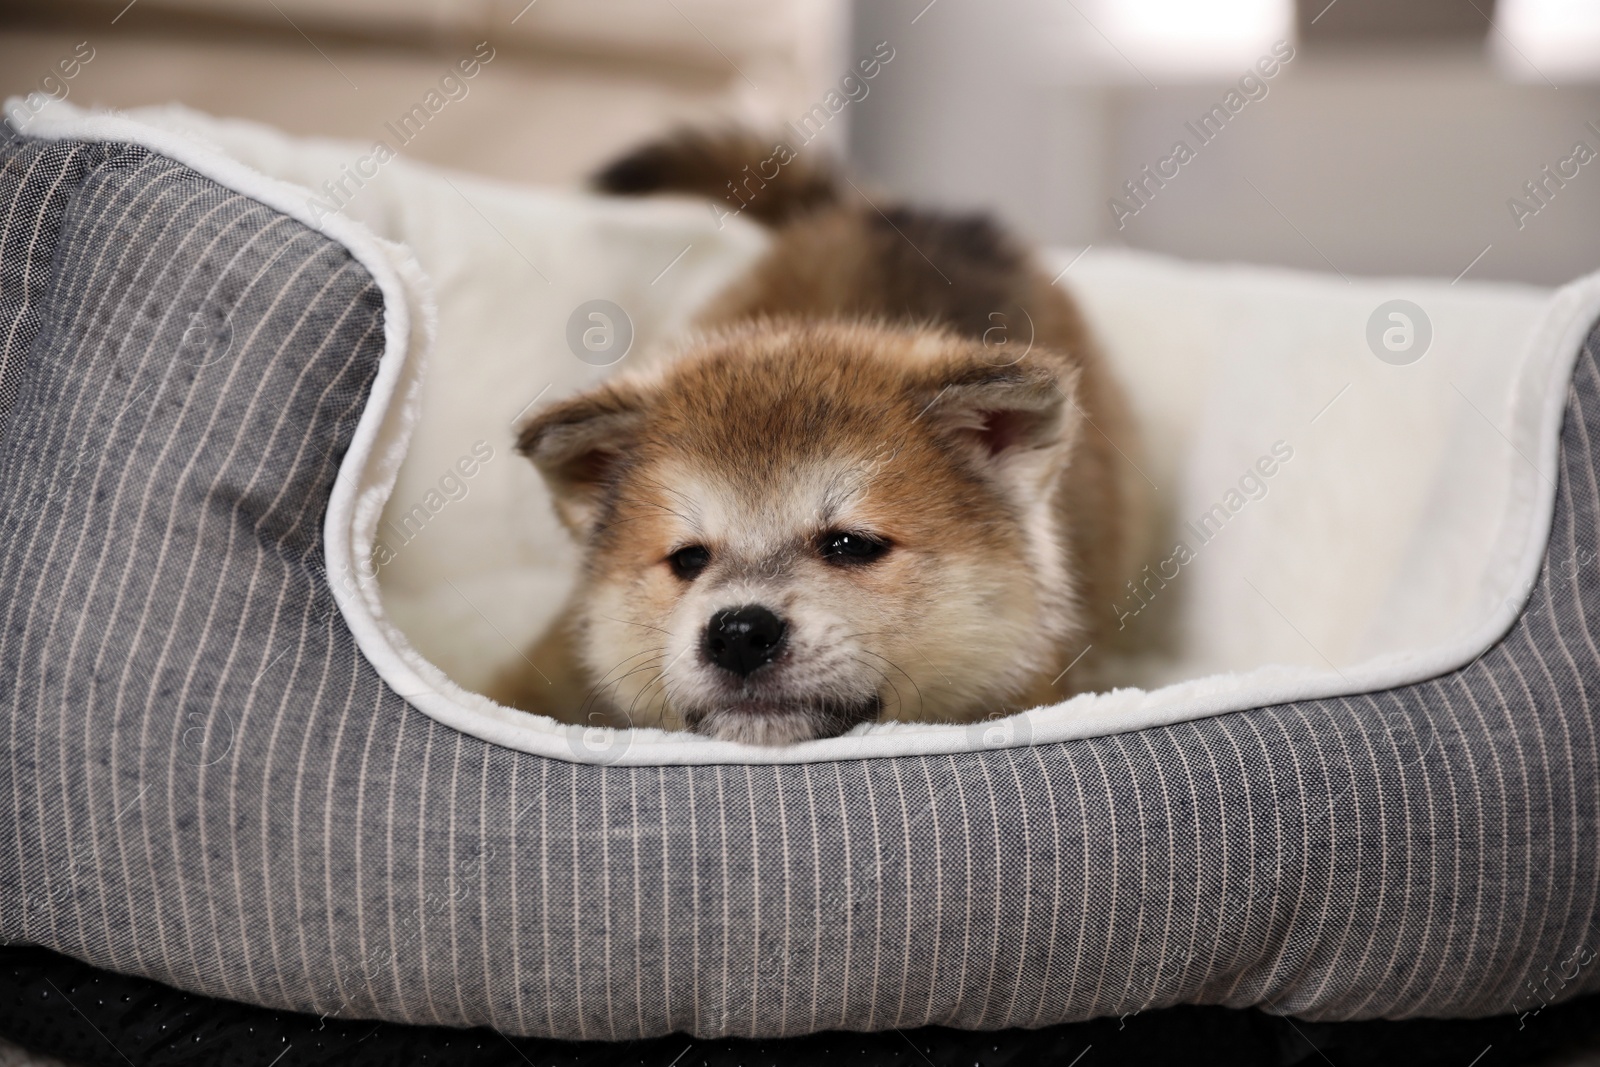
703,605,788,678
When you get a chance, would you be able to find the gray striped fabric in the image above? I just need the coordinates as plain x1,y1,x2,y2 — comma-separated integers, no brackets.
1,133,1597,1040
0,137,90,433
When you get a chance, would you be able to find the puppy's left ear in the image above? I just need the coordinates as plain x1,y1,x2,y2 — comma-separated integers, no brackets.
918,356,1081,498
516,379,649,536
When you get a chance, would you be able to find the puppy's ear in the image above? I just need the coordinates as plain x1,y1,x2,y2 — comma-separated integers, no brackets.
516,380,648,536
917,355,1081,497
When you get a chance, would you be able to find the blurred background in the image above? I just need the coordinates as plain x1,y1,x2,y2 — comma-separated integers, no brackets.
2,0,1598,281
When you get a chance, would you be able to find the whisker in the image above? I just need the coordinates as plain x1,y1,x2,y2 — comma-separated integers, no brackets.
631,476,703,520
580,646,664,696
585,660,667,726
657,676,695,730
578,646,666,719
852,655,905,720
613,495,696,526
595,613,673,637
854,648,925,719
624,672,672,727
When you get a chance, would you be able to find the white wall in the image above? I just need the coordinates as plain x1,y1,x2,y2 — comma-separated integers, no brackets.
850,0,1600,286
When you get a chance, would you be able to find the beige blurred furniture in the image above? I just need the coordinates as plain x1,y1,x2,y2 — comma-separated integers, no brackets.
1,0,847,185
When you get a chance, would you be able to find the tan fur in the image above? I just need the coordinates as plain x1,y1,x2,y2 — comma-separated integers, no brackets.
486,129,1146,744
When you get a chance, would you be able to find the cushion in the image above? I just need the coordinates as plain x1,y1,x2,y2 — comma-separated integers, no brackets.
92,105,1589,765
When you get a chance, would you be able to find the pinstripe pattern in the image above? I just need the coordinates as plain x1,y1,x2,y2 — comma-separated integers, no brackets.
0,135,93,432
1,135,1597,1039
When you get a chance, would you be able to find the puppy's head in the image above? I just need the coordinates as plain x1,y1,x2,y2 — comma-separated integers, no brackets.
517,320,1083,745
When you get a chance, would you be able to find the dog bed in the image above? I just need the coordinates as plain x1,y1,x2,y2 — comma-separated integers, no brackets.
0,98,1596,1038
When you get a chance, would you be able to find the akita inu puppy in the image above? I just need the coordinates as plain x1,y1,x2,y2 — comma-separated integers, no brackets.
489,128,1145,745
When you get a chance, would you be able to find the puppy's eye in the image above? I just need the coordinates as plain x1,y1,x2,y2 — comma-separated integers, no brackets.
818,531,890,565
667,545,711,580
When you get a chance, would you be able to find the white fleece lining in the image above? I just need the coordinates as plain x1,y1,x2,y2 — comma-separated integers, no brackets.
9,99,1597,766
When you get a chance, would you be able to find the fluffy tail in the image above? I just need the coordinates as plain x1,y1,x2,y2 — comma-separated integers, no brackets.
590,126,843,227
